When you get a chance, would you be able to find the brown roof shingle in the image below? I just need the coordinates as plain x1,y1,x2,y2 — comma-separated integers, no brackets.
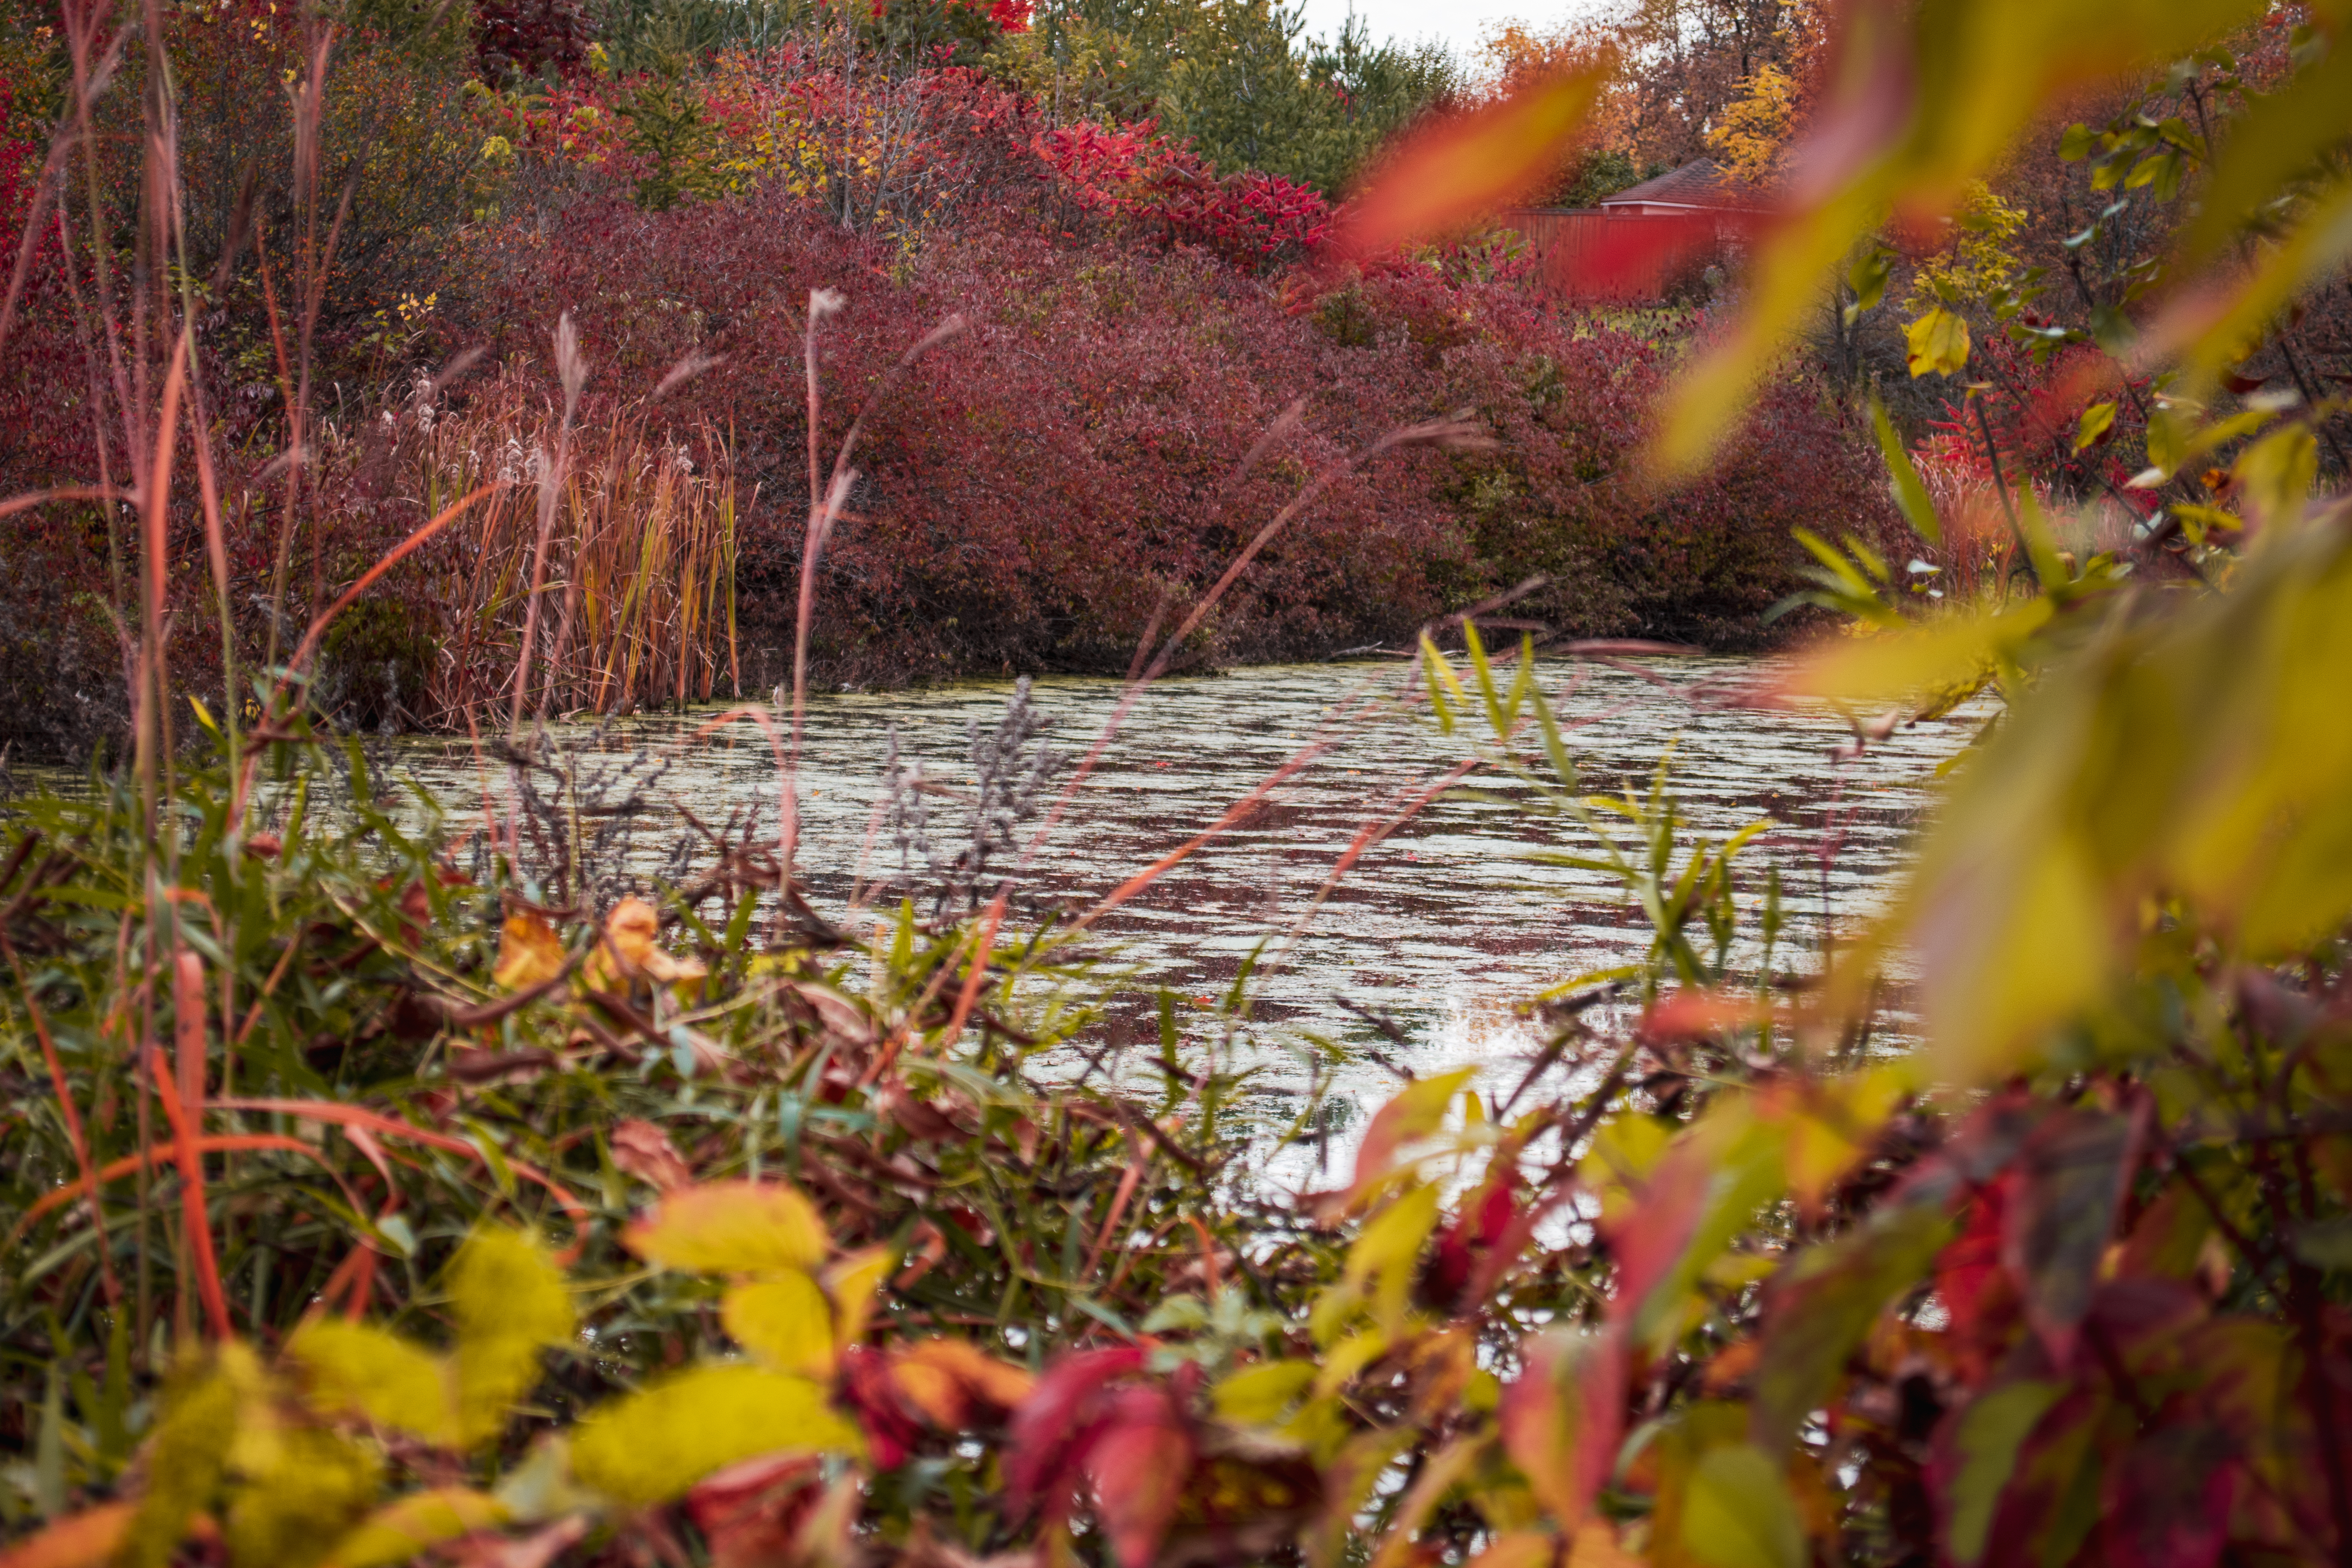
1596,159,1768,212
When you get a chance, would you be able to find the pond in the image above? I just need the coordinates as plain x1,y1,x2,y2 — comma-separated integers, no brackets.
386,654,1979,1123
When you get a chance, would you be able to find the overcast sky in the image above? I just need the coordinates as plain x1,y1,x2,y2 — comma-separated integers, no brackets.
1292,0,1567,66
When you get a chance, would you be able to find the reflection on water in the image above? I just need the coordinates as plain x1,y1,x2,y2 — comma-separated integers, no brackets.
386,656,1979,1119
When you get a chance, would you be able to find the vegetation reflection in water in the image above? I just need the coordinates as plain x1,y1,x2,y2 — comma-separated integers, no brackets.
384,655,1978,1108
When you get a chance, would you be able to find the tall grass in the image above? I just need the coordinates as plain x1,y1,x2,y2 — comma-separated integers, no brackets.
385,375,743,724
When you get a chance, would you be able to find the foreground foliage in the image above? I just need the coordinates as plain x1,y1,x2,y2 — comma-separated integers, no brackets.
12,0,2352,1566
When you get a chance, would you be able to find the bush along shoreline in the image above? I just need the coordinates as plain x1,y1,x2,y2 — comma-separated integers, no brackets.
0,3,1901,756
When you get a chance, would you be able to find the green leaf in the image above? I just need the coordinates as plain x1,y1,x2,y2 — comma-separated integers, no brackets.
1751,1205,1955,1451
1681,1443,1804,1568
570,1365,861,1504
1945,1382,2065,1566
1869,395,1942,543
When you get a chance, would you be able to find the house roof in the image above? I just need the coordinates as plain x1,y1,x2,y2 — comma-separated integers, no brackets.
1596,159,1768,212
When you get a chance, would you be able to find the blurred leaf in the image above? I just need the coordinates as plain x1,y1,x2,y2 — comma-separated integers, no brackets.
2167,178,2352,390
1613,1104,1789,1354
723,1272,836,1379
888,1338,1035,1428
825,1246,895,1349
225,1427,381,1568
2074,402,2118,451
0,1505,134,1568
1344,1182,1442,1334
450,1227,574,1446
1653,0,2269,474
1497,1325,1624,1526
1344,1067,1476,1205
571,1366,859,1505
492,912,564,992
2179,41,2352,263
1081,1386,1195,1568
625,1180,829,1275
323,1489,508,1568
1213,1360,1316,1426
1335,66,1608,260
1681,1443,1804,1568
1944,1381,2065,1566
1786,600,2049,712
1751,1202,1953,1451
288,1321,459,1447
1869,395,1942,543
2101,1425,2239,1568
121,1358,239,1568
2003,1108,2142,1366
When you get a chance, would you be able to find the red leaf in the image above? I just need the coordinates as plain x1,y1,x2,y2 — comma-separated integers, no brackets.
1333,65,1610,262
1005,1346,1148,1519
1082,1386,1197,1568
2099,1427,2239,1568
1601,1138,1711,1321
2002,1106,2144,1369
838,1343,925,1470
1497,1325,1625,1527
685,1454,824,1568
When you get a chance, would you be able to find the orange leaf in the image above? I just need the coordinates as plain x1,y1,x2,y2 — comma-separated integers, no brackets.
0,1505,135,1568
1335,65,1610,262
492,912,564,992
611,1119,693,1191
890,1337,1038,1428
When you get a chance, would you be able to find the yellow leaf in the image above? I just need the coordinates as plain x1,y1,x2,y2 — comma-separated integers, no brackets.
287,1321,459,1447
449,1228,574,1446
1785,599,2052,712
823,1245,895,1349
1344,1183,1441,1336
323,1489,507,1568
1904,308,1971,378
2073,402,2116,452
887,1338,1037,1428
722,1272,835,1378
1211,1360,1316,1427
492,912,564,992
624,1181,829,1275
570,1366,861,1505
225,1427,381,1568
122,1358,240,1568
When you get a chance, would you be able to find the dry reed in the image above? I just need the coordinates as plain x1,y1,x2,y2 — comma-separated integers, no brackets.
386,375,743,727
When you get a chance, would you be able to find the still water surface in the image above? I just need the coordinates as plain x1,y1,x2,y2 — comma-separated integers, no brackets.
388,655,1977,1120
